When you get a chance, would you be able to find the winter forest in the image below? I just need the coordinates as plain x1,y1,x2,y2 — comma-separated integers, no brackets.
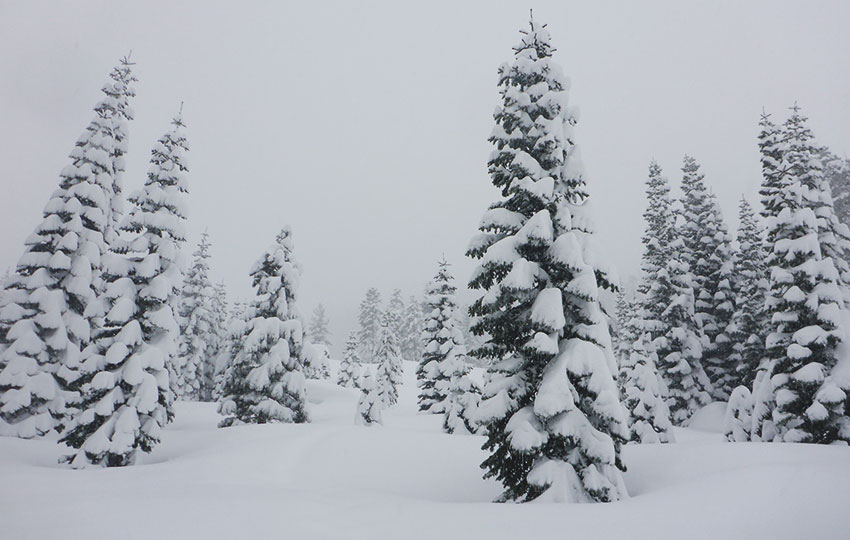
1,3,849,539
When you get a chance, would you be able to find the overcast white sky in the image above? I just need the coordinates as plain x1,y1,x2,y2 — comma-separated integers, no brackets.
1,1,849,352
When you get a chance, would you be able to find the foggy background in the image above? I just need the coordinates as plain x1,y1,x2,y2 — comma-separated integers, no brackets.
1,0,848,353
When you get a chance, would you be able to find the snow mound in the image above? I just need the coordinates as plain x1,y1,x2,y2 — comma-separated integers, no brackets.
685,401,727,433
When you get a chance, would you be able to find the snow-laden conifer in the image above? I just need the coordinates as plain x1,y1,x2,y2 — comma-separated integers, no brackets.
175,231,216,401
468,17,628,503
653,202,712,424
374,313,403,406
440,358,481,435
703,194,737,400
60,110,188,466
0,57,135,438
417,259,464,413
357,288,382,361
730,197,768,389
763,106,849,444
679,156,735,399
623,334,674,444
724,385,753,442
337,332,362,388
308,304,331,348
355,370,383,426
638,162,673,346
218,228,308,426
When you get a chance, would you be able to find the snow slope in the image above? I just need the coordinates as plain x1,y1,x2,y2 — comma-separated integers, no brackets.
0,361,848,539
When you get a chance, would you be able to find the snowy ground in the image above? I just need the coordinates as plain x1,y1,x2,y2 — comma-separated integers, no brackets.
1,362,848,540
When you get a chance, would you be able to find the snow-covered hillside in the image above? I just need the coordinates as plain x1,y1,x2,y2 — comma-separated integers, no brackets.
0,361,848,540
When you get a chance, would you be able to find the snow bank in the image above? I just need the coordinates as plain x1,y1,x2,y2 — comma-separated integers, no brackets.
0,362,847,539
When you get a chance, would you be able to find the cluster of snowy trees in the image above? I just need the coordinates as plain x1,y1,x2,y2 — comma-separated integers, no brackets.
350,286,425,424
614,103,850,448
721,109,850,444
355,287,425,365
2,15,848,507
0,56,191,466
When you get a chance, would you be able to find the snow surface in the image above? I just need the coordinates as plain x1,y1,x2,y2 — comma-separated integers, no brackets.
0,361,848,539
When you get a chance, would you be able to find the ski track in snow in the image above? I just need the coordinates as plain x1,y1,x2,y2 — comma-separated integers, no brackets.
0,361,848,539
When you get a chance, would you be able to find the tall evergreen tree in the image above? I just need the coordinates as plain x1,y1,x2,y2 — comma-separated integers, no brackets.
763,106,849,444
417,259,465,413
638,161,673,346
679,156,734,399
757,111,787,223
357,288,382,362
0,57,135,438
175,231,216,401
60,110,188,466
729,197,768,389
218,228,309,426
653,202,712,424
308,303,331,347
374,313,403,406
337,332,362,388
704,194,737,400
468,18,628,503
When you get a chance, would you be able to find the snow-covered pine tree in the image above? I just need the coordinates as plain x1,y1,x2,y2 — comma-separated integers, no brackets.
678,155,734,399
724,385,754,442
417,259,465,414
758,110,787,223
468,17,628,503
399,294,426,365
704,193,737,400
337,332,362,388
0,57,136,438
175,231,216,401
374,312,403,407
730,197,768,389
357,288,382,362
218,228,309,426
355,370,382,426
653,201,712,424
442,369,482,435
763,105,849,444
307,303,331,347
208,281,229,401
638,161,673,345
59,109,188,467
623,334,674,444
